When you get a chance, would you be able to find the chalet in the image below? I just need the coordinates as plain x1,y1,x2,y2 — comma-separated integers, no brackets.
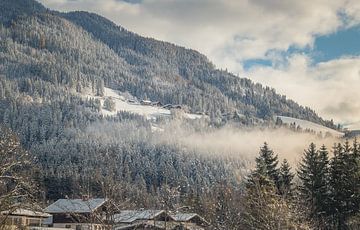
171,213,210,230
0,208,51,229
127,99,137,104
162,104,172,109
113,210,209,230
44,198,109,230
140,100,152,106
112,210,175,230
162,104,182,110
151,101,163,107
171,105,182,110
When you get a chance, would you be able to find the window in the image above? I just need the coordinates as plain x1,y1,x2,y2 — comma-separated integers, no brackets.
76,225,82,230
13,217,21,225
65,224,71,228
29,218,41,226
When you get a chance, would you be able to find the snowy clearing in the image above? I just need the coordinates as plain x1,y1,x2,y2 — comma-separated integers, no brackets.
85,87,204,120
277,116,344,138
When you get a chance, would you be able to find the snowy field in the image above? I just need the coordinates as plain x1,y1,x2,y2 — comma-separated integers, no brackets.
86,87,203,120
277,116,344,138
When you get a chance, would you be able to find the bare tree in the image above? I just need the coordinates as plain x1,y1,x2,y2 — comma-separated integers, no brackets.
0,125,35,228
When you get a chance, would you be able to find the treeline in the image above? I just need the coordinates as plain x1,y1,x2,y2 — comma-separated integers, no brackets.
3,123,360,229
234,140,360,229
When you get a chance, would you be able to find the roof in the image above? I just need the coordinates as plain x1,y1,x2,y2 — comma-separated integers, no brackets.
1,208,51,218
114,221,198,230
171,213,198,222
113,210,169,223
171,213,209,227
44,198,107,214
29,227,70,230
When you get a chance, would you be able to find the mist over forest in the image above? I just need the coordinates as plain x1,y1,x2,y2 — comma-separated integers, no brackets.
0,0,359,229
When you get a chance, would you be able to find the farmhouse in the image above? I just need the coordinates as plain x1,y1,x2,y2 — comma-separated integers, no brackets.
140,100,152,106
44,197,109,230
113,210,209,230
113,210,173,229
0,208,51,229
171,213,210,230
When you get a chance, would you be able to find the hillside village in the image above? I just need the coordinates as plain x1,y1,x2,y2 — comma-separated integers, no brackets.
1,197,210,230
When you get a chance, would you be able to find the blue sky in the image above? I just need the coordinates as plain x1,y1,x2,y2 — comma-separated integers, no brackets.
313,25,360,62
40,0,360,126
244,24,360,69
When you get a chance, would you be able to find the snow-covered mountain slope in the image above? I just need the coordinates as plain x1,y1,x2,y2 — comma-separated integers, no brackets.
86,87,204,120
277,116,344,138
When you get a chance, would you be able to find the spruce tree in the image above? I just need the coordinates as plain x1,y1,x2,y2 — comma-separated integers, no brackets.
351,139,360,214
329,140,360,228
243,145,309,229
297,143,330,225
247,156,273,188
279,159,294,197
103,97,116,111
254,142,280,189
317,145,330,217
330,143,347,228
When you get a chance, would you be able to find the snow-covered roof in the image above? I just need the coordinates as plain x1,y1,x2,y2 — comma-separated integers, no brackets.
114,221,191,230
171,212,209,226
29,227,69,230
44,198,107,214
1,208,51,218
113,210,169,223
171,213,198,222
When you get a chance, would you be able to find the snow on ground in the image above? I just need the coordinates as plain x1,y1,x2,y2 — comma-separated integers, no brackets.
86,87,203,120
277,116,344,138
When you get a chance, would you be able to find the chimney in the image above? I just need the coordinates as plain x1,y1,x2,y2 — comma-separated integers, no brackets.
82,195,89,201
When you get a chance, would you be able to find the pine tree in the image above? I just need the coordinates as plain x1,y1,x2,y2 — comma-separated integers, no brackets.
243,151,309,229
329,140,360,228
351,139,360,214
297,143,330,226
247,156,273,189
253,142,280,189
96,79,104,96
279,159,294,197
317,145,330,217
103,97,116,112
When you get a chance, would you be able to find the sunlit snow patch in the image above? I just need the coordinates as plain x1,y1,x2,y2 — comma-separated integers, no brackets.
277,116,344,138
86,87,203,120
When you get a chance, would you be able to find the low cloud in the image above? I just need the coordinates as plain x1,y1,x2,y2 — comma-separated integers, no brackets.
85,121,341,166
158,125,342,168
246,55,360,123
324,102,360,117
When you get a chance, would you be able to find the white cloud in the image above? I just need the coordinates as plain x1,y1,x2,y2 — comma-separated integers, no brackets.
38,0,360,123
246,55,360,123
39,0,360,65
